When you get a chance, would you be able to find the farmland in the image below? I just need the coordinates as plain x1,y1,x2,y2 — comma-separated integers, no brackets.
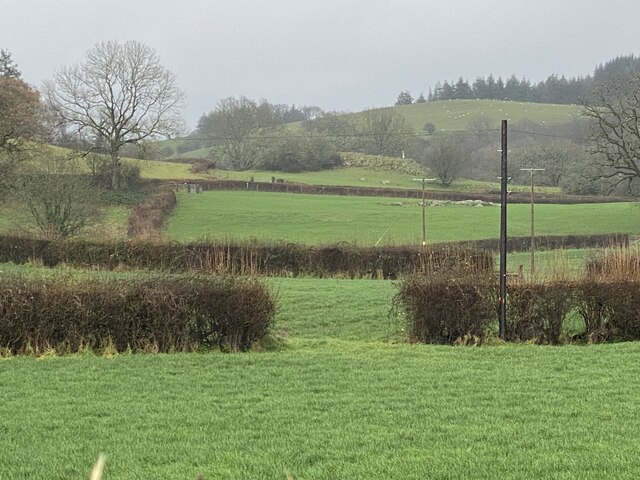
2,101,639,479
165,190,640,245
343,99,581,132
2,268,640,479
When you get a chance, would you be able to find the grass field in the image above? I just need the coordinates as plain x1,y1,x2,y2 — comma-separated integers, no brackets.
2,268,640,479
165,190,640,245
211,165,560,194
389,99,580,132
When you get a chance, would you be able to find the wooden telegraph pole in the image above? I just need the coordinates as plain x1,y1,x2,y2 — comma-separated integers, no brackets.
413,177,436,246
498,120,509,340
520,168,545,277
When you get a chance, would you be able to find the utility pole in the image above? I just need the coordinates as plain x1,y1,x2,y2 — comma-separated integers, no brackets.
413,177,436,246
520,168,545,277
498,120,509,340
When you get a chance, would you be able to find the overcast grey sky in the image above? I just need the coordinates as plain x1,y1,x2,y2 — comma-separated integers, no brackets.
2,0,639,129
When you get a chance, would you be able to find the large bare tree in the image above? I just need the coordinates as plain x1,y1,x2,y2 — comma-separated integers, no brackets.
199,96,280,170
358,109,414,157
582,72,640,190
44,40,184,189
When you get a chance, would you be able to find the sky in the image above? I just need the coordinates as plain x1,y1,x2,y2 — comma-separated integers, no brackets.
2,0,639,130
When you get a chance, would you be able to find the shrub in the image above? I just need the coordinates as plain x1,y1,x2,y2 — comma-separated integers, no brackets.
585,246,640,280
507,282,576,344
0,273,276,355
0,235,493,278
575,279,640,342
127,185,177,238
394,273,496,344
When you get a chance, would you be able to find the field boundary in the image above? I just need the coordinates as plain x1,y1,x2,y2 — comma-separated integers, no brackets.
172,179,632,204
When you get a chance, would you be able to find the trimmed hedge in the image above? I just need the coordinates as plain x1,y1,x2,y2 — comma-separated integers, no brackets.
0,274,275,354
507,282,576,344
396,275,640,345
0,235,493,278
182,179,632,204
127,185,177,238
437,233,629,253
394,274,496,344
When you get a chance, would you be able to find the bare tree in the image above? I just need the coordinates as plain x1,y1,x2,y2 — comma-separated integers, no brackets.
424,135,466,186
582,72,640,190
200,96,280,170
14,152,99,238
358,109,414,157
44,40,184,189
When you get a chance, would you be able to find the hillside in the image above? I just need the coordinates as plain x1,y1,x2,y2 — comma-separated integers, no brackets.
165,99,581,158
346,99,581,132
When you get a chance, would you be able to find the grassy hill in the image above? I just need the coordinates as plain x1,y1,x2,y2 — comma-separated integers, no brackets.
165,99,582,158
384,99,581,132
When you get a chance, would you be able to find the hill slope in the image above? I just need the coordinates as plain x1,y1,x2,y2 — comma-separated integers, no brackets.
166,99,581,158
349,99,581,132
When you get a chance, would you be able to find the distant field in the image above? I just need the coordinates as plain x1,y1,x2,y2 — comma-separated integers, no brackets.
211,166,534,193
165,190,640,245
389,99,580,132
130,158,211,180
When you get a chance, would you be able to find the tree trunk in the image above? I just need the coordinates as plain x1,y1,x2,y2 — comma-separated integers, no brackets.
110,149,120,190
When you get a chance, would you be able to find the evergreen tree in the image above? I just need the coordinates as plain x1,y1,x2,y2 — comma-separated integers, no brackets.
441,81,454,100
0,49,21,78
486,74,497,99
395,90,413,105
454,77,472,99
472,76,488,99
415,91,426,103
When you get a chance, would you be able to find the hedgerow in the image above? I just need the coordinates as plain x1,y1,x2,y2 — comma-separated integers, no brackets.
0,273,275,355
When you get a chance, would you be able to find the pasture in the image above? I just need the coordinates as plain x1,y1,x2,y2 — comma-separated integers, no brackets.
209,164,560,194
391,99,580,132
165,190,640,245
1,268,639,479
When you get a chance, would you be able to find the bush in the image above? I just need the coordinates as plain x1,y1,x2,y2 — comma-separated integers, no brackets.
394,273,496,344
127,185,177,238
87,155,142,190
0,273,276,355
507,282,576,344
0,236,494,279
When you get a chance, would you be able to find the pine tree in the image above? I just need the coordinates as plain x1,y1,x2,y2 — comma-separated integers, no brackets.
0,49,21,78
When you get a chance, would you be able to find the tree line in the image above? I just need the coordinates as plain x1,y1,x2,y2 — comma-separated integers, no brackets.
395,54,640,106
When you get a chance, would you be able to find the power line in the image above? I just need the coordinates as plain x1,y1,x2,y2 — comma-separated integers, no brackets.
510,129,587,141
180,128,500,142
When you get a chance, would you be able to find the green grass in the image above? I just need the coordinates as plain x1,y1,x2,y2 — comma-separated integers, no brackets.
280,99,580,133
0,202,130,240
165,190,640,245
507,248,595,278
131,158,211,180
2,334,640,479
360,99,580,132
2,266,640,478
212,164,559,194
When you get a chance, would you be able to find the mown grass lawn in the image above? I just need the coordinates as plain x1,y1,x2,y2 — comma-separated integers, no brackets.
165,190,640,245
